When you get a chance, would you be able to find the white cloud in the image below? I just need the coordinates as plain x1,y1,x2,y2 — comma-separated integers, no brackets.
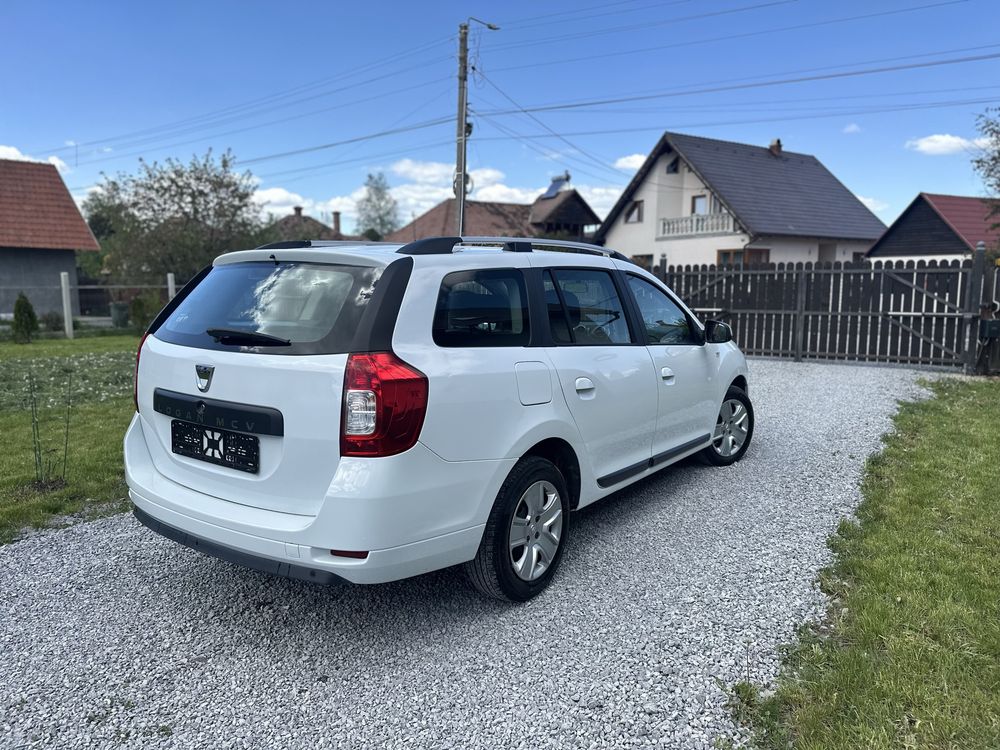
576,185,624,220
0,144,70,173
390,158,453,185
473,184,542,204
614,153,646,171
904,134,990,155
842,123,862,134
254,186,310,216
856,195,888,213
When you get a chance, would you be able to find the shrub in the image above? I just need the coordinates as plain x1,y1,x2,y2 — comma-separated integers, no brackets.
128,291,162,332
41,311,64,332
12,293,39,344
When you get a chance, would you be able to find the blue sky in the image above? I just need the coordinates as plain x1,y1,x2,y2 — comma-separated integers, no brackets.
2,0,998,232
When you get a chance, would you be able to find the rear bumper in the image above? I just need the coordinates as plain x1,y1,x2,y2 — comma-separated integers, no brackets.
133,505,347,586
125,414,505,585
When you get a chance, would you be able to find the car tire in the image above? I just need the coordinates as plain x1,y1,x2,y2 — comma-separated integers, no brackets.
465,456,570,602
700,385,754,466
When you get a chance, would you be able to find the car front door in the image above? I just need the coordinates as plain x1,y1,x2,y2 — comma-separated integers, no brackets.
623,272,717,462
542,267,658,488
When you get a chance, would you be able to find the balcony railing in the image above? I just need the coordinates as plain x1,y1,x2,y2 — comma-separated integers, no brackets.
658,212,735,237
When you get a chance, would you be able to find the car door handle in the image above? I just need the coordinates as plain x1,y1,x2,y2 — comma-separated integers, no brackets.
575,377,595,392
660,367,675,383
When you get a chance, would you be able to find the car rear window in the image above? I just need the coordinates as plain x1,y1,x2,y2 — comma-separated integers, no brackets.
154,261,379,355
432,269,530,347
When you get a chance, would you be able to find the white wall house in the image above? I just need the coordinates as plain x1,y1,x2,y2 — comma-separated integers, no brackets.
596,132,885,269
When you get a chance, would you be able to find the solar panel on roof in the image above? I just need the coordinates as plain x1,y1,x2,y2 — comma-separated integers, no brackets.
541,172,571,200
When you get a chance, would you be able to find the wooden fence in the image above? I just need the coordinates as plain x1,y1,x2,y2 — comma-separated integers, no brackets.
654,247,998,371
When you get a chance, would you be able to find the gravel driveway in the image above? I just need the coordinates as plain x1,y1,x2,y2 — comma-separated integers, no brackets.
1,360,927,749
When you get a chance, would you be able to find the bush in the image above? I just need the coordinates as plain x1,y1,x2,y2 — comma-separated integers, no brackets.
12,293,39,344
128,291,162,332
40,311,64,332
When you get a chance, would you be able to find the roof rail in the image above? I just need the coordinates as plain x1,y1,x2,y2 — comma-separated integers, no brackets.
396,235,630,261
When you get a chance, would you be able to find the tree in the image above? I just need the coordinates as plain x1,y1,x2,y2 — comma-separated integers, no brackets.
355,172,399,240
12,293,39,344
972,108,1000,255
82,150,270,282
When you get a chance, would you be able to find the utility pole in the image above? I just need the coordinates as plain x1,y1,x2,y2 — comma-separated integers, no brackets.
454,22,469,236
454,17,498,235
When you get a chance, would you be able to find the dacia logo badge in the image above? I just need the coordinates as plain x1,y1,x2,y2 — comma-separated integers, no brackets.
195,364,215,393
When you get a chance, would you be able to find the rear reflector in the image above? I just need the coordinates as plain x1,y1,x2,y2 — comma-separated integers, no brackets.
330,549,369,559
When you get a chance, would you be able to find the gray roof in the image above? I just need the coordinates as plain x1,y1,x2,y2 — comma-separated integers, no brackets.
596,132,886,242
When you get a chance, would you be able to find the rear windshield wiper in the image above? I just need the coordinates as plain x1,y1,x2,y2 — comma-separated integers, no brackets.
205,328,291,347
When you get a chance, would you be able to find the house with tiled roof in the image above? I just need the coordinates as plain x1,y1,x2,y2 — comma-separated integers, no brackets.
595,132,886,269
0,159,99,316
270,206,361,242
867,193,1000,262
385,174,601,242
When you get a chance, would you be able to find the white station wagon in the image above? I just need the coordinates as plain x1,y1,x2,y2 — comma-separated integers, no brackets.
125,236,753,601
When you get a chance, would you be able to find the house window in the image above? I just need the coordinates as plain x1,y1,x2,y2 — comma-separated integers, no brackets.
624,200,644,223
666,157,679,174
632,254,653,271
691,195,708,215
717,248,769,267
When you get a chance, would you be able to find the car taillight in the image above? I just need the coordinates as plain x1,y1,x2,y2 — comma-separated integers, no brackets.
134,332,149,412
341,352,428,457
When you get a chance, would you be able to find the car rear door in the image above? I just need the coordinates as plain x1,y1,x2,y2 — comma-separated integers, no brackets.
540,265,658,488
620,271,717,461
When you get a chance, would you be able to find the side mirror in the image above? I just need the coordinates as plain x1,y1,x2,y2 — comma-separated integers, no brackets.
704,319,733,344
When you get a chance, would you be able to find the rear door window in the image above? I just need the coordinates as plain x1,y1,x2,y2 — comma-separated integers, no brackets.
155,261,379,355
545,269,632,345
433,269,530,347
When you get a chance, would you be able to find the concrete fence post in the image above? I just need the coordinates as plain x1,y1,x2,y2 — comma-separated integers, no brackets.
59,271,74,340
167,272,176,299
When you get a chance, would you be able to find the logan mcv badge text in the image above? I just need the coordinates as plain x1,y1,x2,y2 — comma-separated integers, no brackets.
195,364,215,393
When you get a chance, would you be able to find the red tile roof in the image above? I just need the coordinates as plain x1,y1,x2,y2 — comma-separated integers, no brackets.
385,199,534,242
0,159,99,251
922,193,1000,251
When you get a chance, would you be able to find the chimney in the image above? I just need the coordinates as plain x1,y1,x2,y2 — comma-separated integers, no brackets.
768,138,782,157
332,211,341,235
293,205,303,217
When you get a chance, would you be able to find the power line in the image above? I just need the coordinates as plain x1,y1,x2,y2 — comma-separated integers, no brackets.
70,76,452,169
237,117,454,167
490,0,970,73
471,69,628,181
473,95,1000,143
37,36,454,156
482,0,797,51
476,48,1000,116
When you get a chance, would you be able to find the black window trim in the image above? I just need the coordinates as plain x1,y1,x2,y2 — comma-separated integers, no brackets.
622,271,706,347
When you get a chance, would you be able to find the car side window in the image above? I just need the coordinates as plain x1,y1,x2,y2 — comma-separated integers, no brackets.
545,269,632,345
432,269,530,347
627,275,698,345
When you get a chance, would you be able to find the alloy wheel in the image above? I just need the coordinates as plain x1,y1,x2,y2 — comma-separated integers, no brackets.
508,480,563,582
712,398,750,457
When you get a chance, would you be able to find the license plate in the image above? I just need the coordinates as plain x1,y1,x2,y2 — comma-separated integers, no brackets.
171,420,260,474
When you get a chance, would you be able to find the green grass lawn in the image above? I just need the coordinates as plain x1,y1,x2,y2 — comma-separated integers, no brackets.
732,378,1000,749
0,334,139,542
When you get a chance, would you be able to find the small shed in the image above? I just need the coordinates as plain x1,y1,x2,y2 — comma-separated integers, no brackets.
867,193,1000,262
0,159,99,315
